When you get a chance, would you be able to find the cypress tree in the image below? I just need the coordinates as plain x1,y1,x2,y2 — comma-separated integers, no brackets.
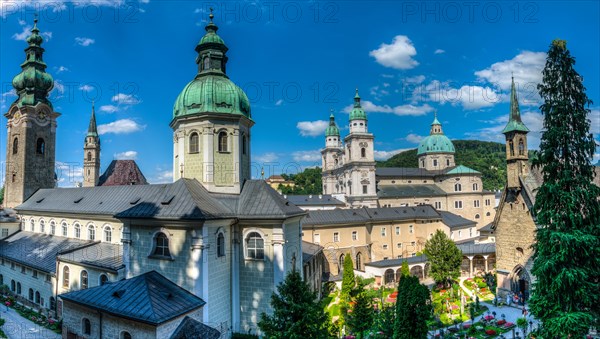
528,39,600,338
393,275,432,339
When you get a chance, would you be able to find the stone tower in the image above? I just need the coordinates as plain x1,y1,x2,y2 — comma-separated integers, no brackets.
417,112,455,171
170,10,253,194
321,111,343,195
3,19,59,208
503,76,530,189
344,89,377,207
83,103,101,187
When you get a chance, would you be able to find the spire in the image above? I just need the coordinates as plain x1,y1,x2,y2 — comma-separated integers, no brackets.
87,102,98,137
353,88,361,107
431,110,441,126
430,111,443,135
502,75,530,134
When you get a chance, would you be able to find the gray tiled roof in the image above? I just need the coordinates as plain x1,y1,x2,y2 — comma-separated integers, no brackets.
0,231,92,273
457,242,496,255
439,211,476,229
376,167,441,178
366,255,428,268
478,222,494,232
57,242,124,272
303,205,441,226
170,316,221,339
59,270,205,325
377,184,447,198
302,241,323,263
17,179,304,221
285,194,345,206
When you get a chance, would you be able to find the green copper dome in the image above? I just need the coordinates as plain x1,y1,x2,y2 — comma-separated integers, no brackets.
349,89,367,120
325,113,340,137
417,113,455,155
173,75,251,118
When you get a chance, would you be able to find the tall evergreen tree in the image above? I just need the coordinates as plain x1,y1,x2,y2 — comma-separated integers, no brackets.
258,270,334,338
423,230,462,287
341,253,355,302
346,279,375,338
393,275,432,339
529,39,600,338
400,261,410,277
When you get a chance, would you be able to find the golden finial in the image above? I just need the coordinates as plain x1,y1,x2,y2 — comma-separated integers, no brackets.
209,7,214,22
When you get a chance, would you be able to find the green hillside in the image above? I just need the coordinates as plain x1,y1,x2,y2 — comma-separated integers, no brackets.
377,140,508,191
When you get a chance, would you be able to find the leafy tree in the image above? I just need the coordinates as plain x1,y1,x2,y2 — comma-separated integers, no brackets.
393,275,432,339
346,279,374,338
423,230,462,287
0,185,4,205
528,39,600,338
258,270,334,338
279,167,323,194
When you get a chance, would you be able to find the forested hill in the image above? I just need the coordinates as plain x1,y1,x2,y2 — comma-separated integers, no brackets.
377,140,508,191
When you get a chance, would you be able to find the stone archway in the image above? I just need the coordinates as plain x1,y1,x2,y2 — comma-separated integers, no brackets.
410,265,424,279
384,269,395,285
510,265,531,300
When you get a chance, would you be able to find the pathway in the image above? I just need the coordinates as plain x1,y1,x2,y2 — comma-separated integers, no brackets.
1,307,61,339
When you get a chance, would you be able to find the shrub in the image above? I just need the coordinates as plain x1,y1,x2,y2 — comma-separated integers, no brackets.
485,329,497,335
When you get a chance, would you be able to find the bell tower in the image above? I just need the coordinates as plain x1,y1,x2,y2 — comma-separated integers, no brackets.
502,76,530,189
83,103,101,187
3,18,59,207
321,110,342,195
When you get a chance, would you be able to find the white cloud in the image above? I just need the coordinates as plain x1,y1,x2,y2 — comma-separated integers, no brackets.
111,93,141,105
75,37,95,46
98,119,145,135
344,101,433,116
292,150,321,163
254,152,279,163
414,80,503,110
99,105,119,113
1,89,17,109
403,75,426,84
56,66,69,73
405,133,424,143
55,161,83,187
52,80,65,94
114,150,138,160
152,170,173,184
79,84,94,92
374,149,408,161
297,120,329,137
465,110,544,148
2,1,127,18
369,35,419,70
434,49,445,54
275,99,283,106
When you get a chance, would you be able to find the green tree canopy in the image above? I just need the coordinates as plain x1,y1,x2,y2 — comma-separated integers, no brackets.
528,39,600,338
393,275,432,339
341,253,355,302
346,279,374,338
258,270,334,339
423,230,462,287
400,261,410,277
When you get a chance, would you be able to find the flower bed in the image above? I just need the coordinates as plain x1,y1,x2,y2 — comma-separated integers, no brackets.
0,294,61,333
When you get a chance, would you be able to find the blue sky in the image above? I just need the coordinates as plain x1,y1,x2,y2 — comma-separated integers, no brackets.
1,1,599,186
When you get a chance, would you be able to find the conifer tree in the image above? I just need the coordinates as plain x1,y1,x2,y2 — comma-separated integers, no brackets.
346,279,374,338
341,253,355,302
393,275,432,339
423,230,462,287
258,270,334,338
529,39,600,338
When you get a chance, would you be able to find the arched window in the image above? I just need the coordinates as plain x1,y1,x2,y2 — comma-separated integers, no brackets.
339,254,345,271
121,331,132,339
153,232,170,257
454,183,462,192
36,138,45,155
28,288,33,300
16,282,21,295
217,232,225,257
242,135,247,155
50,297,56,310
50,221,56,235
82,318,91,335
518,139,525,155
509,140,514,156
475,214,480,219
62,222,68,236
81,270,88,289
40,220,45,233
486,212,491,216
356,253,362,270
12,137,18,155
74,223,81,238
30,219,35,231
88,225,95,240
218,131,228,152
87,151,92,161
361,148,366,158
63,266,70,288
35,291,40,304
245,232,264,259
0,274,3,285
189,132,199,153
516,247,524,259
334,159,338,166
203,56,210,70
10,280,15,292
99,274,108,286
104,226,112,242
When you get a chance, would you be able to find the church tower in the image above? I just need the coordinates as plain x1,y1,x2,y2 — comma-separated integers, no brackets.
3,19,59,208
321,111,342,195
417,112,455,171
344,89,377,207
503,76,530,189
83,103,101,187
170,10,253,194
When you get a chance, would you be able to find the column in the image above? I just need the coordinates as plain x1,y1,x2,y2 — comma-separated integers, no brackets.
484,255,489,272
421,264,425,279
468,256,474,277
272,227,285,288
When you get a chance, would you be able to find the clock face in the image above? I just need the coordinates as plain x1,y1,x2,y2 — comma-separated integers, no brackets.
13,111,21,121
37,111,47,121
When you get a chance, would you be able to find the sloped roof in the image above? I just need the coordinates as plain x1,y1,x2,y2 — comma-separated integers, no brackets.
376,167,441,178
439,211,476,229
302,241,323,263
170,316,221,339
98,160,148,186
285,194,345,206
457,242,496,256
445,165,480,175
59,271,205,325
0,231,92,273
366,255,428,268
377,184,447,198
57,242,124,272
235,180,305,219
303,205,441,226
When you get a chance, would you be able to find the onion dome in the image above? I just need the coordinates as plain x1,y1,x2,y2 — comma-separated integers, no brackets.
173,9,251,120
325,112,340,137
417,112,455,155
11,18,54,108
349,88,367,121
